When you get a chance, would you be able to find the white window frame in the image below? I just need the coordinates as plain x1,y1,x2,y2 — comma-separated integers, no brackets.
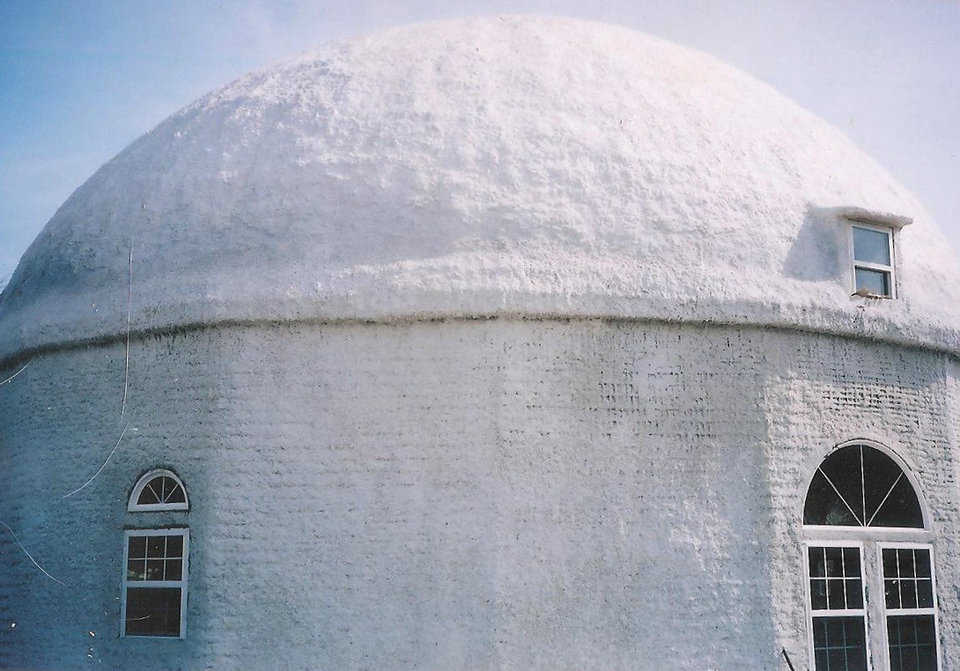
120,527,189,639
801,439,940,671
876,542,942,671
803,539,873,671
128,469,189,512
849,222,896,299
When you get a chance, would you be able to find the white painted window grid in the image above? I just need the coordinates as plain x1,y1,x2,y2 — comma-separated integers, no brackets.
803,540,872,671
120,528,189,639
128,469,189,512
849,221,896,299
877,542,941,671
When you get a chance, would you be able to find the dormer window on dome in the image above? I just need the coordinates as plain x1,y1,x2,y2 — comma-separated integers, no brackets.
841,207,912,300
852,223,895,298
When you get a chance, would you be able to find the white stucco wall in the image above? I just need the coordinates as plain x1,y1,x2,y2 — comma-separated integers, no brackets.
1,319,957,670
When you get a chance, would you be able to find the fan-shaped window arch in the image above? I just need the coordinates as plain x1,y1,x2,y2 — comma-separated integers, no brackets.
128,469,189,512
803,443,924,529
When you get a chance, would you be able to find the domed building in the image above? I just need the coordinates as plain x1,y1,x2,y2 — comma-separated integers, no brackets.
1,15,959,671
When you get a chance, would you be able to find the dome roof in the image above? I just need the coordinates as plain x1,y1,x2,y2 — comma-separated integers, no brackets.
2,15,959,359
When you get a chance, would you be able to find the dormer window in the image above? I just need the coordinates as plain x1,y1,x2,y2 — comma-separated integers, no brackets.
837,207,911,300
851,223,895,298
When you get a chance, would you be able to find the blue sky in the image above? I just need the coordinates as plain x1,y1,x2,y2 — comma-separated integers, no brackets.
1,0,958,283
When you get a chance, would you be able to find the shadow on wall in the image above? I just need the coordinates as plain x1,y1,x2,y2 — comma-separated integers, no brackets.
782,206,851,282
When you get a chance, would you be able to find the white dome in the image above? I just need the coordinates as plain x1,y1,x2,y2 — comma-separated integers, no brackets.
2,15,959,359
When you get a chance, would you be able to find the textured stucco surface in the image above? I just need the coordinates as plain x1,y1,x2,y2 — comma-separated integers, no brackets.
1,319,957,670
2,15,960,362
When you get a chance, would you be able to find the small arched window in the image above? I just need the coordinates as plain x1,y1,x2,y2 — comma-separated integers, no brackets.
802,443,939,671
128,469,189,512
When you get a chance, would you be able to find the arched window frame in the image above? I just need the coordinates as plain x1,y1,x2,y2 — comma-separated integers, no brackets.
800,439,941,671
800,438,931,537
128,469,189,512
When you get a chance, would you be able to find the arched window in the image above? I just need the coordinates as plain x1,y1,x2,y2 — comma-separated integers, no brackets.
128,469,189,512
122,469,189,639
804,443,924,528
802,442,939,671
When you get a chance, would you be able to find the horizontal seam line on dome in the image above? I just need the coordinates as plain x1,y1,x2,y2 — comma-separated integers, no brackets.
1,311,959,369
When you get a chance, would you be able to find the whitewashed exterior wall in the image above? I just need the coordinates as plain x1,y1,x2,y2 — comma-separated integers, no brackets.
1,319,957,670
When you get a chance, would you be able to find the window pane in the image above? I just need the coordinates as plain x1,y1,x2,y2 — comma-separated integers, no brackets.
915,550,931,578
867,465,924,529
843,548,861,577
165,559,182,581
918,580,934,608
146,560,165,580
818,447,864,523
811,579,828,610
916,615,935,643
884,549,899,577
899,549,916,577
167,535,183,558
845,579,863,609
828,579,846,609
805,470,860,526
166,481,186,503
813,616,867,671
825,547,844,577
853,226,891,265
888,615,937,671
826,617,845,642
886,579,902,609
127,560,146,581
902,579,918,609
147,537,165,558
855,267,890,296
137,480,162,505
125,587,181,637
809,546,862,612
128,536,146,559
862,449,905,520
846,646,866,671
803,470,860,527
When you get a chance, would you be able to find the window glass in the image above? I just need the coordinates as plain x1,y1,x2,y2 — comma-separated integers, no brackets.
123,530,188,638
136,476,187,507
809,546,863,611
808,545,867,671
853,226,891,265
887,615,937,671
868,477,924,528
125,587,182,637
813,617,867,671
804,470,860,527
883,548,936,611
855,268,890,296
881,547,938,670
